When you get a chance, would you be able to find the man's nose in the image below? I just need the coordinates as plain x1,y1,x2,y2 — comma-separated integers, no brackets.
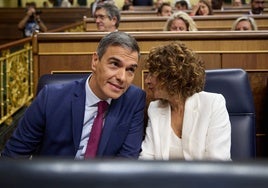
116,69,126,81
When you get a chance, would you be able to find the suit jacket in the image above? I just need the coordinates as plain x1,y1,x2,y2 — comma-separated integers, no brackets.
1,78,146,159
139,91,231,160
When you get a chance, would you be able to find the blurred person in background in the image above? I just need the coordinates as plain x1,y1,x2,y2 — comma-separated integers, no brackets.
249,0,264,15
231,16,258,30
94,3,120,32
174,0,189,11
211,0,223,10
164,11,198,31
61,0,72,7
18,1,47,37
133,0,153,6
174,0,192,9
190,0,213,16
153,0,163,10
122,0,134,11
157,2,173,16
232,0,242,7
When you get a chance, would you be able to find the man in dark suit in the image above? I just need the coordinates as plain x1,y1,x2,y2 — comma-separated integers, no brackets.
1,32,146,159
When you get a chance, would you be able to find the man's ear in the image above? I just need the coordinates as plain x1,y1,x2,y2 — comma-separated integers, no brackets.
91,52,99,72
112,16,117,26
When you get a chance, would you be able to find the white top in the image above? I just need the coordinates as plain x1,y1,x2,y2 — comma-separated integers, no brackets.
169,130,184,159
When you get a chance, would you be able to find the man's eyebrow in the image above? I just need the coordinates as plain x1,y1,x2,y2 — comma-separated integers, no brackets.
130,64,138,69
108,57,121,62
108,57,138,68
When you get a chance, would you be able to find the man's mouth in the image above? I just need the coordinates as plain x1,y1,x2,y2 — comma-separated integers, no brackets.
109,82,124,91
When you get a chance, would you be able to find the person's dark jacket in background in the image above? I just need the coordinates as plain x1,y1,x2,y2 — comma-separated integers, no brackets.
132,0,153,6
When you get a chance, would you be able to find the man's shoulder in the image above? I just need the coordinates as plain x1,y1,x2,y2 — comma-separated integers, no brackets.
40,77,86,97
125,84,145,96
118,85,146,102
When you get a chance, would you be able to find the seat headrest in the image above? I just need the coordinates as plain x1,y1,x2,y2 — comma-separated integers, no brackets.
37,73,89,94
204,69,254,113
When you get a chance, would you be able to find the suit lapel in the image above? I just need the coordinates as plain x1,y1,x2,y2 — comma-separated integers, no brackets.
71,79,87,151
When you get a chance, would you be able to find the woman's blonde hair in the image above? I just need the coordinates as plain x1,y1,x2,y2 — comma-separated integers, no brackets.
231,16,258,30
164,11,198,31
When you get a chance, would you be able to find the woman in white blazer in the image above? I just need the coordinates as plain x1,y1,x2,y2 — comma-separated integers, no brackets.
139,42,231,161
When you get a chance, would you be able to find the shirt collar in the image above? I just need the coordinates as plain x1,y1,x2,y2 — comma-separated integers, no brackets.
85,75,112,107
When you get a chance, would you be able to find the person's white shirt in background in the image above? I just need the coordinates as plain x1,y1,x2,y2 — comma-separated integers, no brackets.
61,0,72,7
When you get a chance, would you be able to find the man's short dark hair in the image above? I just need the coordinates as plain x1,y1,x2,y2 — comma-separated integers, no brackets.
95,3,121,28
97,32,140,60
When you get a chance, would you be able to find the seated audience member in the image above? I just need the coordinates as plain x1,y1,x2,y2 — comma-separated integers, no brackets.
122,0,134,11
174,0,192,9
90,0,114,16
77,0,87,6
94,3,120,32
190,0,213,16
139,41,231,160
232,0,242,7
43,1,49,7
18,2,47,37
157,2,173,16
164,11,198,31
249,0,264,15
231,16,258,30
48,0,61,6
132,0,153,6
174,0,189,11
1,31,146,159
211,0,223,10
61,0,72,7
153,0,163,10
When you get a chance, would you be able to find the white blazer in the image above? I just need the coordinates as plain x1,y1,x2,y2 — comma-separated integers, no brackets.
139,91,231,161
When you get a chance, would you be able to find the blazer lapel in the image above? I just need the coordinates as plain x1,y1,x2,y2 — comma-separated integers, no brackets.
182,94,200,159
71,79,87,151
156,102,171,160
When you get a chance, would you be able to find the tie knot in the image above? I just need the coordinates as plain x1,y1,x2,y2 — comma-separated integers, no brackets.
97,101,108,114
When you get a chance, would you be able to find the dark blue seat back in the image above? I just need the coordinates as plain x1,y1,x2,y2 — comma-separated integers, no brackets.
204,69,256,160
37,73,89,94
2,160,268,188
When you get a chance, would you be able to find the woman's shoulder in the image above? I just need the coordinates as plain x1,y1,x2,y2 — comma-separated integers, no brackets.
190,91,226,105
148,100,169,112
195,91,224,99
